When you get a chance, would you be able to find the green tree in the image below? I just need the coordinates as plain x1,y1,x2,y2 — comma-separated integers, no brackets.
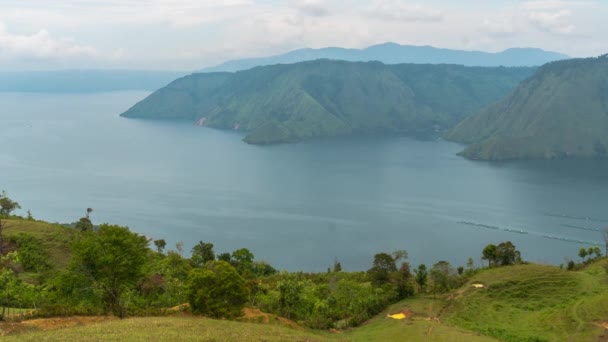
278,278,304,320
186,261,248,318
217,252,231,262
0,191,20,217
482,244,497,267
579,247,588,261
495,241,521,266
415,264,427,291
466,257,475,271
70,224,149,318
153,239,166,254
593,247,602,259
430,261,454,297
368,253,397,287
190,241,215,267
75,217,94,232
231,248,254,275
252,261,277,277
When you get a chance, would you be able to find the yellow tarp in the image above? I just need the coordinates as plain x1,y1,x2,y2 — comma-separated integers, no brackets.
387,313,407,320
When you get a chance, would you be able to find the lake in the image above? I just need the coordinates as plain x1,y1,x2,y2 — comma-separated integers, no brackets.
1,91,607,271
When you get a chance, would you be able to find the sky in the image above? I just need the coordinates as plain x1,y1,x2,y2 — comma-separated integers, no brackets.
0,0,607,71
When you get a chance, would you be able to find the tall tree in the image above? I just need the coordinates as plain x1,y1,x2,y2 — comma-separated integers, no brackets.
430,261,454,297
231,248,254,275
482,244,497,267
191,241,215,267
579,247,588,261
495,241,521,266
0,191,20,217
0,191,20,256
70,224,149,318
154,239,167,254
415,264,428,291
368,252,397,287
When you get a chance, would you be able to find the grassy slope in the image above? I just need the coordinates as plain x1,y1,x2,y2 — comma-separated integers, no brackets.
2,220,607,341
3,219,76,270
121,60,534,144
443,262,608,341
447,55,608,160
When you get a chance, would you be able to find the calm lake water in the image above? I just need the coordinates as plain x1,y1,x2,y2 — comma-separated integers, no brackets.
1,91,607,271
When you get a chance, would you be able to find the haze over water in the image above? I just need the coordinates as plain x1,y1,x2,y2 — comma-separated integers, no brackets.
1,91,607,271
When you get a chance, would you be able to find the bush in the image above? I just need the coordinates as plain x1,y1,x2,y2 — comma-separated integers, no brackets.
187,261,248,318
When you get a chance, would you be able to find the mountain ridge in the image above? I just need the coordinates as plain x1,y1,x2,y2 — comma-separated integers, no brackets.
201,43,568,73
447,54,608,160
122,59,535,144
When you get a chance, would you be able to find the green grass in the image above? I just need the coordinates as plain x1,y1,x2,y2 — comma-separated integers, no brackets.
3,219,76,270
443,262,608,341
1,316,332,342
342,298,498,342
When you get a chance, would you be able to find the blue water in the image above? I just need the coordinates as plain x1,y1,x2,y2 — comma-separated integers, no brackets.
1,91,607,271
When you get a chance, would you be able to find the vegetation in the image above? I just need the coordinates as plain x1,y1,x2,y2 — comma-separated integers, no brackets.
1,191,608,341
447,55,608,160
121,60,534,144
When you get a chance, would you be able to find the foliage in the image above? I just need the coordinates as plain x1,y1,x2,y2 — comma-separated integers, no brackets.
190,241,215,267
415,264,428,290
153,239,166,254
69,224,149,317
186,261,248,318
0,191,20,217
482,242,522,267
368,252,397,287
122,60,534,144
6,233,50,273
448,55,608,160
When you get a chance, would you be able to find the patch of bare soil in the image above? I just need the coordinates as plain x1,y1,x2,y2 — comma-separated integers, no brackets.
240,308,301,330
597,322,608,342
22,316,116,330
0,316,116,336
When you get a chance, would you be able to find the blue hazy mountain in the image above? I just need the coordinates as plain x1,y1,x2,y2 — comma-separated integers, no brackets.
201,43,569,72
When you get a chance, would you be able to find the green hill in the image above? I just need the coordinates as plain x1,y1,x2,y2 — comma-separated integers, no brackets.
121,60,534,144
447,55,608,160
3,261,607,341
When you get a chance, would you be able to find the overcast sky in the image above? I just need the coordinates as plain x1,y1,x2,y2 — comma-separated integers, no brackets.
1,0,607,71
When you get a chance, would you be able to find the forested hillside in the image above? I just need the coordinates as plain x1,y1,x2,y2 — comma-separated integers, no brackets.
122,60,534,144
447,55,608,160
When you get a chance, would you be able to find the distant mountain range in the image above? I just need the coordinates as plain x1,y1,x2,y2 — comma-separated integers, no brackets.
447,55,608,160
201,43,568,72
0,70,187,93
122,60,535,144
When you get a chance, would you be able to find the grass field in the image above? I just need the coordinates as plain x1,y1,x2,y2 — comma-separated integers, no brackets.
443,262,608,341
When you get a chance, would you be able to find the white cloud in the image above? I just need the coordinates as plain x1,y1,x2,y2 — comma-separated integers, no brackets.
364,1,443,22
0,0,606,69
528,9,576,35
0,21,96,58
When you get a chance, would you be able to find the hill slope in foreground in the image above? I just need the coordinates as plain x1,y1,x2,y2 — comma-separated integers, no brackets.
1,218,607,342
2,262,607,341
121,60,534,144
447,55,608,160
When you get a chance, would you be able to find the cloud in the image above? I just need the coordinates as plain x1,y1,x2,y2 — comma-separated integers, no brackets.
293,0,332,17
364,1,443,22
527,9,576,34
483,19,519,38
0,21,96,58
